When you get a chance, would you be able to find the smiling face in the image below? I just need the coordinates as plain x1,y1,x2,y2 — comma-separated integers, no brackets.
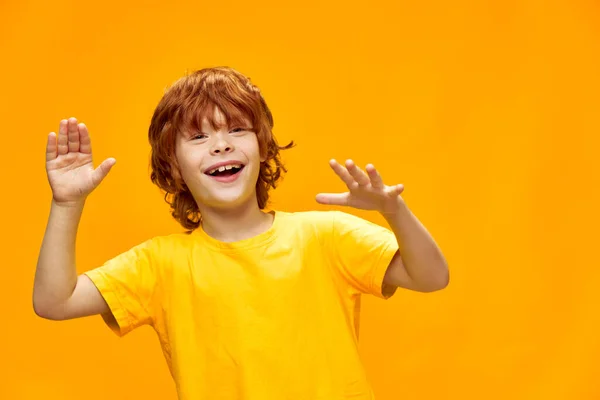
174,106,265,212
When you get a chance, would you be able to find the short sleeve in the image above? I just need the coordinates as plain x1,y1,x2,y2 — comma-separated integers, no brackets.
328,211,399,299
84,238,160,337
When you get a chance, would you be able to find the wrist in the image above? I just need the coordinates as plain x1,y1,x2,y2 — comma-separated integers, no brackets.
51,198,86,211
379,196,408,219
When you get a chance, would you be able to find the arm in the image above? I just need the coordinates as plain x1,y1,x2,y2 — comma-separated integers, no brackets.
317,158,449,293
33,199,110,320
33,117,116,320
381,198,449,293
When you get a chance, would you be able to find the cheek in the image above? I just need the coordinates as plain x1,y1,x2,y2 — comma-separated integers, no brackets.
175,154,201,182
240,135,262,159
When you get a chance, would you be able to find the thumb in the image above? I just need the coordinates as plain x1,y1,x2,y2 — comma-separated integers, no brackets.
91,157,116,187
315,192,349,205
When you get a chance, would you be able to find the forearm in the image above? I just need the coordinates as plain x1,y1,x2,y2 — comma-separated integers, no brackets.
381,198,449,289
33,199,85,316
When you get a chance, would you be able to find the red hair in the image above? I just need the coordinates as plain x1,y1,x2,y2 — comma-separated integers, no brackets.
148,67,294,231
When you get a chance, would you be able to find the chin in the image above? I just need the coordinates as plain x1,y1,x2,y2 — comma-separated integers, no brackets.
199,189,256,210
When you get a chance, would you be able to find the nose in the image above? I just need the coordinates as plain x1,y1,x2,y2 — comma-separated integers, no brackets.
209,134,234,155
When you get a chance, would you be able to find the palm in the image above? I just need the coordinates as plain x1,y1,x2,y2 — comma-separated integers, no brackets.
316,159,404,214
45,118,116,204
345,189,393,211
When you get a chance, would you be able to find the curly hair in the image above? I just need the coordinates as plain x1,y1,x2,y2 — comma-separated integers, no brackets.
148,67,294,231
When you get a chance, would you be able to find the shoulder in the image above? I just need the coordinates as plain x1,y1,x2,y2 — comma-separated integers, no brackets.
131,231,197,260
274,209,375,226
274,209,340,228
278,209,373,225
273,210,372,240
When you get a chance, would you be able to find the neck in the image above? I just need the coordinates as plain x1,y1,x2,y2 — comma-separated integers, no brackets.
198,199,274,243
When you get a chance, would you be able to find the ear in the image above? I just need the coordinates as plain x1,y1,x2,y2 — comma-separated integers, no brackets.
170,161,183,185
259,144,268,163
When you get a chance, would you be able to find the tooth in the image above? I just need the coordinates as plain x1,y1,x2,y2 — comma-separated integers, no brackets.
225,165,232,170
218,166,226,172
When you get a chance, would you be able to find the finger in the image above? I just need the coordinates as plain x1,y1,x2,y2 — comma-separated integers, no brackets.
91,158,116,187
46,132,58,161
393,184,405,195
78,123,92,154
57,119,69,155
345,159,370,186
315,192,350,206
365,164,385,189
329,159,356,188
67,117,80,153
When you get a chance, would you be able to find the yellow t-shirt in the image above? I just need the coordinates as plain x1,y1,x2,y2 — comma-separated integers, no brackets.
84,210,399,400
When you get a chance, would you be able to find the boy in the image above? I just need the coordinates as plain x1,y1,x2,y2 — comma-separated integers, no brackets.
34,66,449,399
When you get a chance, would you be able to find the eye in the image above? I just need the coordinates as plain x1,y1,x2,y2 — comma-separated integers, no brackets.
191,133,208,140
230,127,251,134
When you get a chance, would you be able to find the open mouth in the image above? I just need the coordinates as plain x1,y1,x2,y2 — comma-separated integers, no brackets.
205,164,245,178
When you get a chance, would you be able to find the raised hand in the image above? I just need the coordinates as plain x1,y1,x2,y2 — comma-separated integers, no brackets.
315,159,405,214
46,118,116,205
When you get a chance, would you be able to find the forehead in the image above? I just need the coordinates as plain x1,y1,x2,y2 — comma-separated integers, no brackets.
178,102,254,137
191,104,252,131
203,104,251,123
201,107,226,126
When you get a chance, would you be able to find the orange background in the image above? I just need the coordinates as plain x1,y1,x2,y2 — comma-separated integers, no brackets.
2,0,599,399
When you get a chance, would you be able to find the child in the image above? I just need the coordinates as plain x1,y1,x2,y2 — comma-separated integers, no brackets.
34,66,449,399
